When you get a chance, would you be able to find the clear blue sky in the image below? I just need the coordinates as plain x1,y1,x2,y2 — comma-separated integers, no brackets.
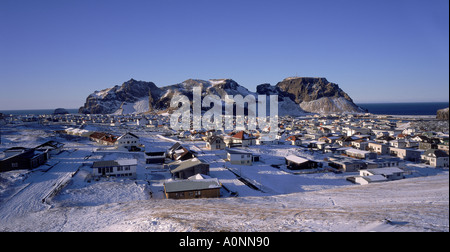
0,0,448,109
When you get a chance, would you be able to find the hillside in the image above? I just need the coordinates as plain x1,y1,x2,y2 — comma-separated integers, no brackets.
1,173,447,232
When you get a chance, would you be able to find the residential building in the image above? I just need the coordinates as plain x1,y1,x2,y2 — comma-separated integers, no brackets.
285,155,318,170
0,147,47,172
116,132,141,151
205,135,226,150
389,147,422,162
91,159,137,179
168,158,210,179
164,174,221,199
421,149,449,168
226,149,253,166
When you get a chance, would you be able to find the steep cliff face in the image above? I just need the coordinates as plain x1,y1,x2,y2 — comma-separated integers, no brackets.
78,79,161,114
257,77,364,114
437,107,449,120
79,77,363,115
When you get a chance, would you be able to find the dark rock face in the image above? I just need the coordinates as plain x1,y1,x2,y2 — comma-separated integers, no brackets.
78,79,161,114
257,77,364,113
274,77,353,103
437,107,449,120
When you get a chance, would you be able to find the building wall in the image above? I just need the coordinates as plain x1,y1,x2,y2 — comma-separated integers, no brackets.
228,153,252,165
173,164,210,179
93,165,137,179
165,188,220,199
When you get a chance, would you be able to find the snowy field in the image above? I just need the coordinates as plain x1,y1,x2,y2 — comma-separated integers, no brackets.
0,123,449,232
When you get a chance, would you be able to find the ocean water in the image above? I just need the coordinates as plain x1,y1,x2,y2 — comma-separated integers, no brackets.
0,108,79,115
357,102,449,115
1,103,449,116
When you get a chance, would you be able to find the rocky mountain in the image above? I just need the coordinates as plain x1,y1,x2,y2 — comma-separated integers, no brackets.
78,79,161,114
256,77,365,114
436,107,449,120
78,77,364,115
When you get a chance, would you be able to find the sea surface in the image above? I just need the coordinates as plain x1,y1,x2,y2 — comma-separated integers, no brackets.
1,102,449,116
0,108,79,115
357,102,449,115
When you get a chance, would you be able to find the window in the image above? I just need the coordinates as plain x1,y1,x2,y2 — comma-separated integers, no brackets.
11,163,18,168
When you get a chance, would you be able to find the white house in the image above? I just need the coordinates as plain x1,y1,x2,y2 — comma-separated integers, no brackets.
421,149,449,168
116,132,141,151
256,134,279,145
360,167,405,181
92,159,137,179
354,174,388,185
226,149,253,166
205,135,226,150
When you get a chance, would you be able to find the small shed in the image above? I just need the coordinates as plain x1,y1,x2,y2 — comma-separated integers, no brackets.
164,176,222,199
285,155,318,170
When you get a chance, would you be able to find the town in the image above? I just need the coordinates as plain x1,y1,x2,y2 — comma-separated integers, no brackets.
1,111,448,211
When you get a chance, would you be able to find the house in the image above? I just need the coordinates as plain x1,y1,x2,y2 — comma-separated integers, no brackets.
116,132,141,151
167,142,195,161
226,149,254,166
35,140,65,157
164,174,222,199
354,174,388,185
145,151,166,164
421,149,449,168
390,139,407,149
365,157,402,168
344,148,377,160
389,147,422,162
256,134,279,145
89,132,118,146
318,136,340,144
224,131,256,147
168,158,210,179
368,142,390,155
328,156,366,172
285,155,318,170
205,135,226,150
285,135,302,146
360,167,405,181
336,136,357,147
92,159,137,179
0,147,47,172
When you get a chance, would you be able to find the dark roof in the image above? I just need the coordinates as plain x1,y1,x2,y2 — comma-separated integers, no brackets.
225,148,252,155
92,160,119,168
169,158,208,173
164,178,221,193
168,142,182,152
122,132,139,139
423,149,449,158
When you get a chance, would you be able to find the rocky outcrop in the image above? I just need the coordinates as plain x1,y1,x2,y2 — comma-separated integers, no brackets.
257,77,364,114
78,79,161,114
53,108,69,115
436,107,449,120
79,77,363,115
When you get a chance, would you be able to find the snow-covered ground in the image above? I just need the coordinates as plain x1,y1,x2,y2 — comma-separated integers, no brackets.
1,173,448,232
0,123,448,232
